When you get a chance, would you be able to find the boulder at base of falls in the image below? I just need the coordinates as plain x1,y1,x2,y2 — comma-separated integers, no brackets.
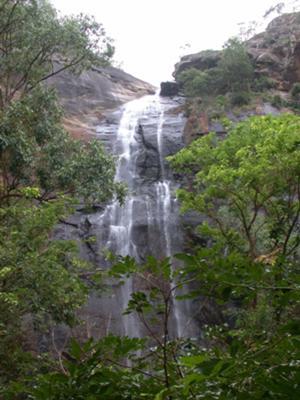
46,64,156,140
160,81,180,97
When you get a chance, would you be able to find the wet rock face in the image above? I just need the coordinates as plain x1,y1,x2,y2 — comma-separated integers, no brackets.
51,95,202,343
33,94,229,353
134,123,161,183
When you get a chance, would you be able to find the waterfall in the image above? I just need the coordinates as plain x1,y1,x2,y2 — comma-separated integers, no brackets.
154,98,192,338
99,97,151,338
91,93,198,339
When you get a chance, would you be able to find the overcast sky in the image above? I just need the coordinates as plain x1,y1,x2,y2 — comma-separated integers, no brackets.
51,0,298,85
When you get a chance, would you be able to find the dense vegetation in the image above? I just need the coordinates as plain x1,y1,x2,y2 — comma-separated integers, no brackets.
177,39,254,106
0,1,299,399
177,38,299,118
0,0,124,392
176,39,260,141
4,110,299,399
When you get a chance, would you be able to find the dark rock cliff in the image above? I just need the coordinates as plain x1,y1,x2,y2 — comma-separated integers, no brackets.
48,95,210,347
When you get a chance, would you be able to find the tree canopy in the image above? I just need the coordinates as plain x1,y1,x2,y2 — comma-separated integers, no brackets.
6,114,299,400
1,2,300,399
177,38,253,101
0,0,124,389
0,0,114,108
166,114,300,398
168,114,300,260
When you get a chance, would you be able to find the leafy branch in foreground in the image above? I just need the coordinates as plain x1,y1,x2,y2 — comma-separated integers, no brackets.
168,114,300,261
0,196,88,386
0,0,114,108
0,0,123,391
12,249,300,399
166,113,300,398
0,86,126,205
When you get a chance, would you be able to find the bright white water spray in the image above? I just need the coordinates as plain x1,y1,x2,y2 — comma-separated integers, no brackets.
97,93,195,338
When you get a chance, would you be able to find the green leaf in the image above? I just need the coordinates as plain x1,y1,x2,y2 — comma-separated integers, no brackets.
69,338,82,360
154,388,169,400
181,354,208,367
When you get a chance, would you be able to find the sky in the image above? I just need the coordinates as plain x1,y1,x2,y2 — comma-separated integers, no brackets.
51,0,298,85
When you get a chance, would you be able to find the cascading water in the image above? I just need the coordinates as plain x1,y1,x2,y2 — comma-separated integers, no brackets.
97,97,152,338
80,93,200,339
155,97,196,338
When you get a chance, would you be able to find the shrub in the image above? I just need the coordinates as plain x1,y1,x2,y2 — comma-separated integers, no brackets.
219,38,254,93
215,95,229,109
178,39,253,99
252,76,276,92
178,68,222,97
230,91,251,106
271,94,283,109
291,82,300,101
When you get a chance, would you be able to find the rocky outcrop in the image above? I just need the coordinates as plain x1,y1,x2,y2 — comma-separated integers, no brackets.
46,65,156,139
246,12,300,90
182,101,281,145
48,95,206,346
160,81,180,96
173,12,300,91
173,50,221,80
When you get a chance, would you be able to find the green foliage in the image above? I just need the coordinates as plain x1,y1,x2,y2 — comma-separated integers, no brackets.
230,91,251,106
289,83,300,110
18,248,300,399
271,94,284,108
0,85,124,204
173,247,300,399
178,38,254,106
215,95,229,110
178,67,224,97
0,0,114,107
6,248,300,399
0,0,122,204
291,82,300,101
7,255,187,400
181,327,300,399
9,336,151,400
168,114,300,259
252,76,276,92
0,28,122,205
0,0,123,391
0,197,88,385
166,114,300,397
219,38,253,93
17,255,198,400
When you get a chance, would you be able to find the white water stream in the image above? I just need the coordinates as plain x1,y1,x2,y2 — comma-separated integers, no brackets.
97,93,193,338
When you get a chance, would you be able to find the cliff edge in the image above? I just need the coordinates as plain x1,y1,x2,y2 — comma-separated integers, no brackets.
47,65,156,140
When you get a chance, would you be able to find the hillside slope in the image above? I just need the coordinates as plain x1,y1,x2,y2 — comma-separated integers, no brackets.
174,12,300,91
171,12,300,143
47,65,156,139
